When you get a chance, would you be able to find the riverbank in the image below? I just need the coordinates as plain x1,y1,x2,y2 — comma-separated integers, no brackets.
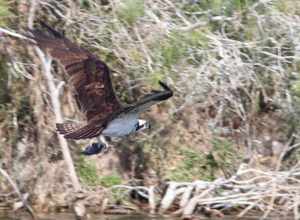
1,1,300,220
1,163,299,220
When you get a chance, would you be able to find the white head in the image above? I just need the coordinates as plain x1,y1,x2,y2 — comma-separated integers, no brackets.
135,119,150,132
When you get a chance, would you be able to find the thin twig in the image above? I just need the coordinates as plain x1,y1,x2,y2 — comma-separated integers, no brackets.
0,168,36,219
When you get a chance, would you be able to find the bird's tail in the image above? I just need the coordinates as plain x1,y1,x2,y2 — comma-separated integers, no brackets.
56,122,103,139
56,122,82,135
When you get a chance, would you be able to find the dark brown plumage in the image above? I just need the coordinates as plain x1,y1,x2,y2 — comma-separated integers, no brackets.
29,22,173,140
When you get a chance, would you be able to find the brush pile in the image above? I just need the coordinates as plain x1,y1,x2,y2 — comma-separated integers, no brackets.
115,163,300,219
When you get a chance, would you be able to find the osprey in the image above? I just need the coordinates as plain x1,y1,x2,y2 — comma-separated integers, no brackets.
29,22,173,155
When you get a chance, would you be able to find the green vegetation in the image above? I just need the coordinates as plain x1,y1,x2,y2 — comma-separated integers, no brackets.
292,80,300,98
167,139,239,182
167,148,214,181
0,57,35,148
211,138,240,176
155,30,208,69
146,29,209,84
117,0,145,25
275,0,300,15
77,156,100,186
76,156,122,187
100,174,122,187
0,0,11,26
160,33,187,68
79,0,91,9
182,0,256,15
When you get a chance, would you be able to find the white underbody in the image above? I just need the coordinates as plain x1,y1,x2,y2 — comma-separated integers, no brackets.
102,113,139,137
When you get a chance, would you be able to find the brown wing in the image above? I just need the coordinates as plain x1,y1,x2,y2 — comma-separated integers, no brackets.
30,22,122,124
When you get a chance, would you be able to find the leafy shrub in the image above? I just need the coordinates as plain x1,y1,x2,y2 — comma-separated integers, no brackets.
77,156,122,187
0,0,11,26
117,0,145,25
77,156,100,186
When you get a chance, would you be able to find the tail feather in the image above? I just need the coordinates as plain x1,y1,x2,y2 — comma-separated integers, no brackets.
64,124,103,139
56,122,103,139
56,122,82,135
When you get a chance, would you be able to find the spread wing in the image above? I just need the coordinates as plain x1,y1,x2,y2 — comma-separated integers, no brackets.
126,81,173,113
55,81,173,139
29,22,173,140
29,21,122,124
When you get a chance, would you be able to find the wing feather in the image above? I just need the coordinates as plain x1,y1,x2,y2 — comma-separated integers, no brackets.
30,22,173,140
127,81,173,113
30,22,122,123
63,124,104,139
56,122,82,134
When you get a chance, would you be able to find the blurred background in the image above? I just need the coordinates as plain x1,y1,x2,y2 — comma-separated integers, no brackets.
0,0,300,212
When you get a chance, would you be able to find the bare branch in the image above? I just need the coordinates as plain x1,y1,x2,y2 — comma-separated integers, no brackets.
0,168,36,219
35,47,81,191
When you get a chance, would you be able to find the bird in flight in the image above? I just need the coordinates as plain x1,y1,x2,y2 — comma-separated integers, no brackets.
29,22,173,155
